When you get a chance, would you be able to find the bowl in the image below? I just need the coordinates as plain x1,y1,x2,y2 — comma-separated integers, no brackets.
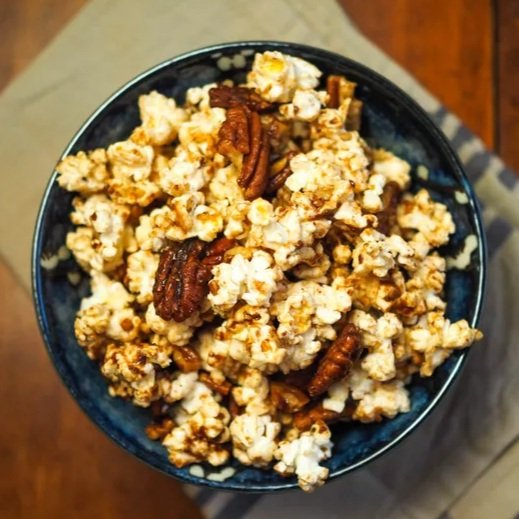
32,41,486,491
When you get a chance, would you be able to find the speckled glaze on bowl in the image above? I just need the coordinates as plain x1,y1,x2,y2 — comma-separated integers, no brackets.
32,41,486,492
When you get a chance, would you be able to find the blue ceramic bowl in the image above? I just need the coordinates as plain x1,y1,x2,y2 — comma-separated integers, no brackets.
32,41,486,492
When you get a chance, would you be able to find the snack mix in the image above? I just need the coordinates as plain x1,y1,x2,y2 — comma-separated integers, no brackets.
57,51,482,491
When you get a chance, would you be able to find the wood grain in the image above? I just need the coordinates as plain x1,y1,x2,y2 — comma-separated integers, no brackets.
339,0,495,149
0,3,202,516
496,0,519,171
0,262,203,519
0,0,87,92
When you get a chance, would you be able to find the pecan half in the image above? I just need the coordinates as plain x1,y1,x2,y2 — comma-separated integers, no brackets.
145,417,175,441
294,402,354,431
326,75,363,130
326,75,341,109
153,237,235,322
199,371,232,396
263,114,292,155
270,381,310,413
307,323,362,397
217,105,250,156
173,345,202,372
276,363,317,391
346,99,363,131
216,106,271,200
209,84,273,112
375,181,401,235
237,111,271,200
265,151,297,194
228,394,243,418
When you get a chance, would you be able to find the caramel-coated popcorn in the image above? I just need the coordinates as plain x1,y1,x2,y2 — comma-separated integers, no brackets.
57,51,482,492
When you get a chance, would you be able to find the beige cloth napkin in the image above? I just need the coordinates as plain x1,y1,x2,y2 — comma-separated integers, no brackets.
3,1,518,518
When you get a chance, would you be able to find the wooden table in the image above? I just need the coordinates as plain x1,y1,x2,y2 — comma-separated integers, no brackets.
0,1,516,517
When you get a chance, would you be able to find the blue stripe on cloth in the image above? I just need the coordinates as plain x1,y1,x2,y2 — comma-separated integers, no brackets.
193,488,217,507
450,125,475,152
498,167,518,190
429,106,449,127
463,151,491,184
486,217,513,258
212,494,262,519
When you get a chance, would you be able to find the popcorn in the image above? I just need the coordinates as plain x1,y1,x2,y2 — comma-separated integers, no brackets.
322,379,349,413
247,204,331,270
272,281,351,372
126,250,159,304
351,228,417,277
207,163,244,204
232,368,271,416
372,149,411,190
163,381,231,467
230,413,281,467
349,310,403,381
101,342,172,407
405,312,483,376
177,107,226,160
144,192,223,243
59,51,483,492
107,139,154,182
280,89,323,122
285,151,354,216
208,250,282,314
156,147,209,197
398,189,455,252
159,372,198,403
273,422,333,492
273,280,351,342
138,91,188,145
134,214,166,252
68,194,130,272
75,272,141,358
247,51,321,103
185,83,218,111
361,173,386,212
213,306,285,374
349,368,411,422
56,149,109,194
197,330,243,379
145,303,201,347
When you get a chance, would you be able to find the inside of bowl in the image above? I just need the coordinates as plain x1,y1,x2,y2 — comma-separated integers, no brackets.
34,42,484,491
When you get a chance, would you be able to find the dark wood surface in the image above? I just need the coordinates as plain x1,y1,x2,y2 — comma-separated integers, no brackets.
340,0,519,172
0,1,516,518
496,0,519,172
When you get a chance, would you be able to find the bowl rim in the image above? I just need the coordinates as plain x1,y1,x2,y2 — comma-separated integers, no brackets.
32,40,487,492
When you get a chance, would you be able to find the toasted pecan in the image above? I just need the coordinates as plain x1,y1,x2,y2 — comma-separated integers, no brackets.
172,345,202,373
270,381,310,413
217,105,250,156
265,151,297,194
307,323,362,397
199,371,232,396
375,181,401,235
294,402,354,431
145,417,175,441
209,84,273,112
326,75,341,109
346,99,363,131
153,237,235,322
214,87,272,200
